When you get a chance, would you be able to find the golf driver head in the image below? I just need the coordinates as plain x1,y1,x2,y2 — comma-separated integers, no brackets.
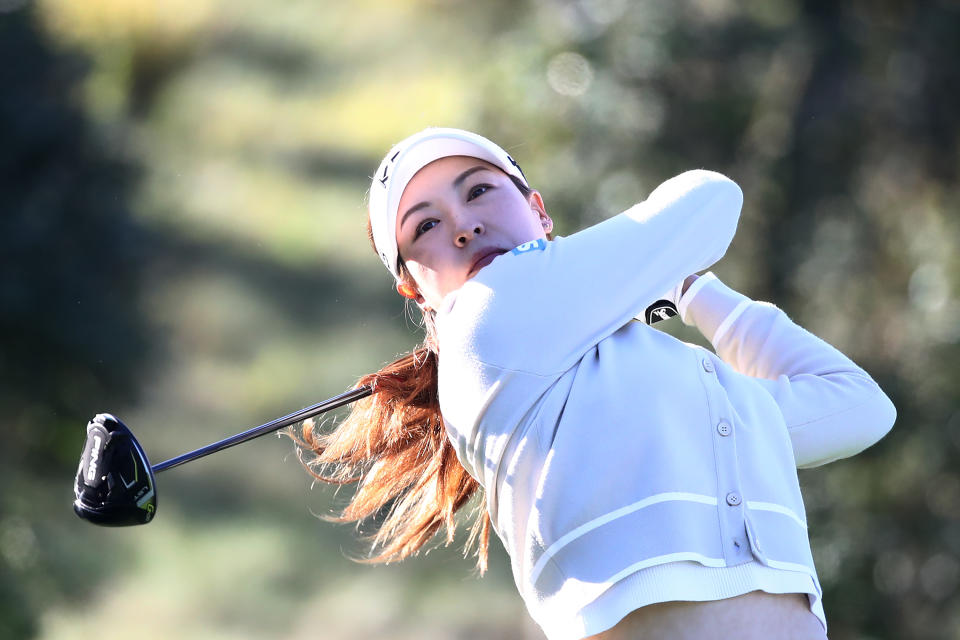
74,413,157,526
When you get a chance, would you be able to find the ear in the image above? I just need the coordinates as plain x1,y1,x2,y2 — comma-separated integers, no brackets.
528,190,553,234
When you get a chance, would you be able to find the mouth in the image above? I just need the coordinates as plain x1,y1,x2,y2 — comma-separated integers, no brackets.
468,249,507,277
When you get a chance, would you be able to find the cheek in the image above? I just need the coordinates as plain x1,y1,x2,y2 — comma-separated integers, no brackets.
409,252,465,293
406,258,447,292
491,195,537,231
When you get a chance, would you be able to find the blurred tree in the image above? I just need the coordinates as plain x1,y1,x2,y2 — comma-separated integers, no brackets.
3,0,959,638
0,5,150,472
0,6,151,637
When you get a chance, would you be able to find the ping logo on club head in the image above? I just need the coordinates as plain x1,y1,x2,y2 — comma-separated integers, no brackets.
86,434,103,482
512,239,546,255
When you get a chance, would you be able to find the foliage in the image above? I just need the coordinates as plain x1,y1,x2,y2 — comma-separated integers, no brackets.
2,0,958,638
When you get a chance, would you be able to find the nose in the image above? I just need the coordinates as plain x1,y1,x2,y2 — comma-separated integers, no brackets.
454,220,485,247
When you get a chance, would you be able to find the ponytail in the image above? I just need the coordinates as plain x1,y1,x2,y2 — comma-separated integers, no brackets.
290,343,491,571
289,269,490,572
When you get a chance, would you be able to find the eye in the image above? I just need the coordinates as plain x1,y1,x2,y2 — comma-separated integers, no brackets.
467,184,492,201
415,219,438,238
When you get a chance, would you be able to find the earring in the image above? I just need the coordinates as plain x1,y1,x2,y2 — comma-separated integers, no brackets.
397,283,418,299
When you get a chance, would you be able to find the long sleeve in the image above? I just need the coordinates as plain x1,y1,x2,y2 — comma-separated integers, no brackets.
441,170,743,377
682,273,897,468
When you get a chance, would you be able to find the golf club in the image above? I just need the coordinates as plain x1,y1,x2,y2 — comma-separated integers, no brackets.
71,296,676,527
73,384,373,527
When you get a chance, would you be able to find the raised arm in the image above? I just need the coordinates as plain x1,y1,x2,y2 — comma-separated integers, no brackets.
442,170,744,376
682,274,897,468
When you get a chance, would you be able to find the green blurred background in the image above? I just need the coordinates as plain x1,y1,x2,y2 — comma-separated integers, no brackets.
2,0,958,638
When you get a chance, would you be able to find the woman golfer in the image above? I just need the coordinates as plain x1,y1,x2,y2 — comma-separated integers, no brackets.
295,128,896,639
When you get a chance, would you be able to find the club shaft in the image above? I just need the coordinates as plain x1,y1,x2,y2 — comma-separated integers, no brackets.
151,385,373,473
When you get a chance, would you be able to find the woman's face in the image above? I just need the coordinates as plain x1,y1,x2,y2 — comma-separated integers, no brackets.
395,155,552,310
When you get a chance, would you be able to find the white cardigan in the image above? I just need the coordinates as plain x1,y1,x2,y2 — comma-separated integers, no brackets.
434,171,896,639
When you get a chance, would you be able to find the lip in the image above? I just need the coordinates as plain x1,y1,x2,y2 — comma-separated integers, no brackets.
468,248,507,277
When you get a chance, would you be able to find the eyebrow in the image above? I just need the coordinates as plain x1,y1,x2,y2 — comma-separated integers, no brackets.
399,165,490,231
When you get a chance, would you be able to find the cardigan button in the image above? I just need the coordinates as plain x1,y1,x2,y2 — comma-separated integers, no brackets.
717,421,732,436
702,358,715,373
726,492,742,506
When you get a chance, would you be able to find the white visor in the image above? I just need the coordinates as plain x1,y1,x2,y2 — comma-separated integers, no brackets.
368,127,528,279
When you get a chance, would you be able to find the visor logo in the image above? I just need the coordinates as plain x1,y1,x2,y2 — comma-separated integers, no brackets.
506,154,526,181
378,150,401,188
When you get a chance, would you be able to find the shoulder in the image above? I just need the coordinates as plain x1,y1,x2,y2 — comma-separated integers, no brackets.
436,242,554,368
